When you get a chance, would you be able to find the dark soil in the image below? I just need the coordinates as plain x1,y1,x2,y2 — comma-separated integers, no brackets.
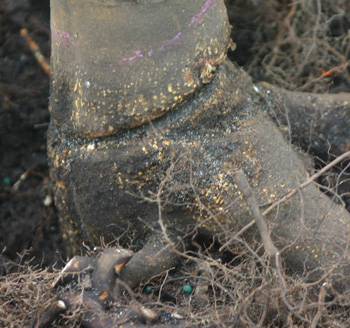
0,0,65,267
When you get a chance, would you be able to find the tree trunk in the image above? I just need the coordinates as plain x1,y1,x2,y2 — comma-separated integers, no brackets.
48,0,350,289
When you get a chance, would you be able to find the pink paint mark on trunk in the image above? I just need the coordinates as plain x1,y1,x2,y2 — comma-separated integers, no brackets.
108,0,214,72
52,28,77,46
189,0,213,27
158,31,182,51
61,31,77,46
122,50,144,62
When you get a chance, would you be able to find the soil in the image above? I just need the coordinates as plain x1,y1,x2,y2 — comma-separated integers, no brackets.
1,0,350,327
0,0,66,267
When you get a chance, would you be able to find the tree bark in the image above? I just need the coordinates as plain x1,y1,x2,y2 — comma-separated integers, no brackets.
48,0,350,289
259,82,350,158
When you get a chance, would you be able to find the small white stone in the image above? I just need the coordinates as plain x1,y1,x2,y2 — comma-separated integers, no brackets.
43,194,53,206
87,143,95,150
57,300,67,310
252,84,260,94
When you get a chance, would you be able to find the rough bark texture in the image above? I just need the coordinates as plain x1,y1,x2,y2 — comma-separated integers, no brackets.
49,0,350,289
260,82,350,158
50,0,230,137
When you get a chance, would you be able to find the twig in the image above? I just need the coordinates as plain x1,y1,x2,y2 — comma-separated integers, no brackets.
11,171,30,192
218,218,255,251
320,65,344,77
263,150,350,217
20,28,50,76
11,163,45,192
297,0,322,76
275,252,310,323
157,270,170,303
310,282,329,328
234,151,350,244
233,170,279,265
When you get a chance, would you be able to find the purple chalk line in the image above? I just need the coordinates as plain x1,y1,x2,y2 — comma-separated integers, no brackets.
52,0,214,72
52,27,77,47
157,31,182,51
122,50,144,62
189,0,212,27
118,0,213,67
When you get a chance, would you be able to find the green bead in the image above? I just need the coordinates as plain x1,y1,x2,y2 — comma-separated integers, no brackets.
144,285,152,293
3,177,11,186
182,284,193,294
